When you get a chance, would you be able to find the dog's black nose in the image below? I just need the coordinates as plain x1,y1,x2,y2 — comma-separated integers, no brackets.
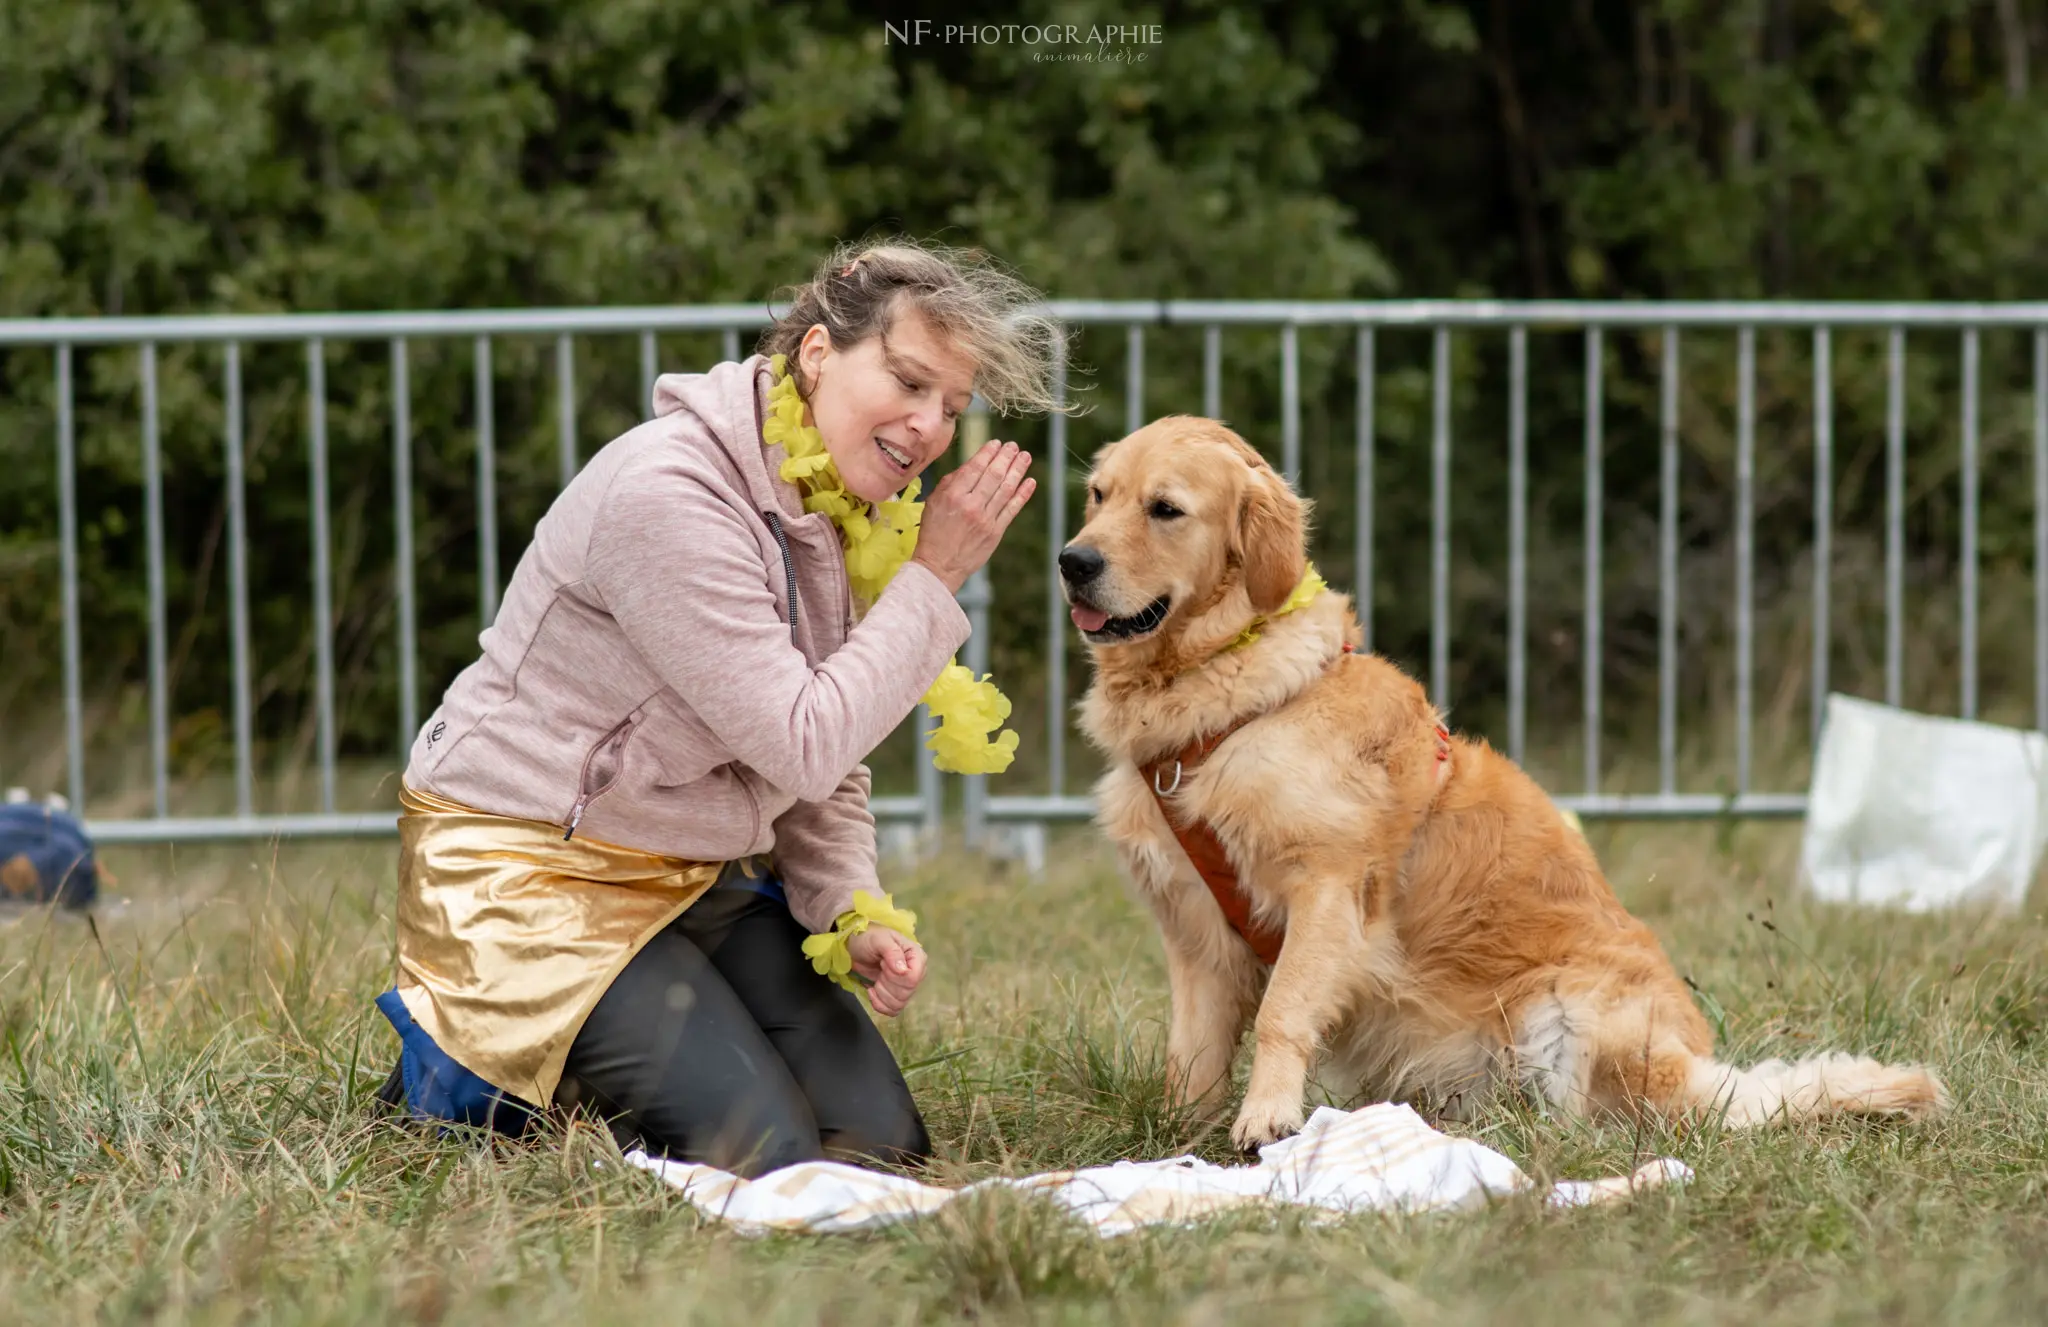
1058,545,1105,586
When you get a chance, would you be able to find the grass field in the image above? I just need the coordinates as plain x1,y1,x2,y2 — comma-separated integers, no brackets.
3,809,2045,1325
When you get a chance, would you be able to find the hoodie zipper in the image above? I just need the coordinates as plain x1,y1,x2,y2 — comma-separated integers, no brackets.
564,716,637,840
763,509,801,648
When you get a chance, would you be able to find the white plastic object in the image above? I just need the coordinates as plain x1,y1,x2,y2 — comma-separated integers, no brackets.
3,788,27,804
1801,692,2048,912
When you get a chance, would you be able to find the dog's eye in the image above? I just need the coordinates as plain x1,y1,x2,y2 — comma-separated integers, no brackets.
1089,486,1104,505
1148,499,1183,520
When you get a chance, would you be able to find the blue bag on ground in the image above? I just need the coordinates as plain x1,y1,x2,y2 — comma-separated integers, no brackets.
0,796,100,908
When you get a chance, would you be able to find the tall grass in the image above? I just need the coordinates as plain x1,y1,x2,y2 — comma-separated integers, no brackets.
3,803,2046,1324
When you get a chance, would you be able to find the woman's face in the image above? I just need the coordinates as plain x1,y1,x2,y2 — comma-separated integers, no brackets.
794,309,977,504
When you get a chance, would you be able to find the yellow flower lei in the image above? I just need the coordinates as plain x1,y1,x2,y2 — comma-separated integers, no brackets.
800,890,920,995
1222,562,1329,652
763,353,1020,775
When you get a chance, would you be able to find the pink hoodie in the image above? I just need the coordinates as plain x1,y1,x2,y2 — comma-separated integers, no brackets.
404,354,972,932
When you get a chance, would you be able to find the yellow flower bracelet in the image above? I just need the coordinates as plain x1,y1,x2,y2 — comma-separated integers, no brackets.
800,890,920,996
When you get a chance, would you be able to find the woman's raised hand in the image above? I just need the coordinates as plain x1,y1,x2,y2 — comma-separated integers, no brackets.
910,440,1035,594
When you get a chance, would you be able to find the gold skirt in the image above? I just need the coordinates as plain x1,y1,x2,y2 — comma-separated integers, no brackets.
391,782,732,1106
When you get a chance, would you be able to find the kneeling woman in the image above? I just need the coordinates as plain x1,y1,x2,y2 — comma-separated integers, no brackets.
374,241,1058,1175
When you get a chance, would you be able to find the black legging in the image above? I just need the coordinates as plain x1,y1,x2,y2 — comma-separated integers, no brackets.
548,876,929,1177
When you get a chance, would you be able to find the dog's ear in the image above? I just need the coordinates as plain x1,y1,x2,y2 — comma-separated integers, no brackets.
1236,466,1306,614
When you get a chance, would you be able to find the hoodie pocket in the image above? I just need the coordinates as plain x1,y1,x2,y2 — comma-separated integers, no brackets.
563,714,638,840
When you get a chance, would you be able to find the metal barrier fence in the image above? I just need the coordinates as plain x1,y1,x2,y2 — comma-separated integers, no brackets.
4,301,2046,848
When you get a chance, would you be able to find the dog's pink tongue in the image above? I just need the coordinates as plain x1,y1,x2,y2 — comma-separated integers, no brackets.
1071,605,1109,633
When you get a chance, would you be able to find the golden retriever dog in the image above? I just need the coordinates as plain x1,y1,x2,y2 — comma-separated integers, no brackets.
1061,415,1947,1150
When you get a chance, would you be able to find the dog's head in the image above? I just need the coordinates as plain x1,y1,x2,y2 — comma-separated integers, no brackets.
1059,416,1308,649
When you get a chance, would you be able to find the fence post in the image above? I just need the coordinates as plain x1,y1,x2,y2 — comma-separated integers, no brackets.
956,398,993,852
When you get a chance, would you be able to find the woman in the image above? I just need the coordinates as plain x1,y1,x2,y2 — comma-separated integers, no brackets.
373,240,1060,1177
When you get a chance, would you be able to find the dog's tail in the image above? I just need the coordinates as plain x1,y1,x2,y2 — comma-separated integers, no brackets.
1681,1051,1947,1127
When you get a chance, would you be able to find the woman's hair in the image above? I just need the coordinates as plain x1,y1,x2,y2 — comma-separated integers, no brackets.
757,237,1077,418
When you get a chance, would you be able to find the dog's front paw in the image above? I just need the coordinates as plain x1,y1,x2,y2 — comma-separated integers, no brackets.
1230,1096,1305,1152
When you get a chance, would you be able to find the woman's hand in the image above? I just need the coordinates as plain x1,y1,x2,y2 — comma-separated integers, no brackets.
846,925,926,1016
910,440,1035,594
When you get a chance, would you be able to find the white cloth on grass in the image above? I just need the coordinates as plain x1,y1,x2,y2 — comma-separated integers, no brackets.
624,1102,1691,1237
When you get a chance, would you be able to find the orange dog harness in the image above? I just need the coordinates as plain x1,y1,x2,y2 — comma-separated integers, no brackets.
1139,642,1449,967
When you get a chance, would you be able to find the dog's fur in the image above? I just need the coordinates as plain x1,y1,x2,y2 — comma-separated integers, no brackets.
1065,416,1947,1149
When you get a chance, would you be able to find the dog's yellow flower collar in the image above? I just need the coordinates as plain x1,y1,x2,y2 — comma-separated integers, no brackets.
1223,563,1329,652
800,890,920,995
763,354,1019,775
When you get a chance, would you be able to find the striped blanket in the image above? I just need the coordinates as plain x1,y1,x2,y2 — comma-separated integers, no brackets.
626,1102,1689,1236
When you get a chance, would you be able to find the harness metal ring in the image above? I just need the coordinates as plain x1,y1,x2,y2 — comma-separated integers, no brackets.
1153,760,1184,796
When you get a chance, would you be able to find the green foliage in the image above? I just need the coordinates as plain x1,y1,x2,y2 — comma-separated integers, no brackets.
3,0,2045,804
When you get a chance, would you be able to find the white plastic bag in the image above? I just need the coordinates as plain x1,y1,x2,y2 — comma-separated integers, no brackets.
1801,693,2048,912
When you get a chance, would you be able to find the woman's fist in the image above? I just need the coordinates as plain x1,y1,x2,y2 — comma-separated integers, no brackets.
846,925,926,1016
